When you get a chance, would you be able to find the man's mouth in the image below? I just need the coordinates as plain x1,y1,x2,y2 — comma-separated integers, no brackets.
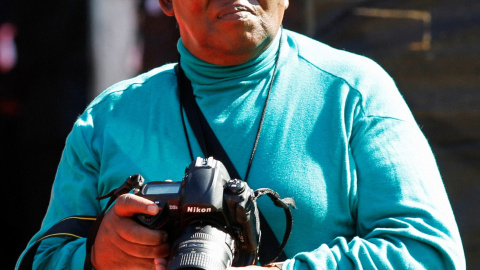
217,5,255,20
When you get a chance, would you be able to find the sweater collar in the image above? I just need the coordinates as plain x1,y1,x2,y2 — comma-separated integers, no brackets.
178,31,282,86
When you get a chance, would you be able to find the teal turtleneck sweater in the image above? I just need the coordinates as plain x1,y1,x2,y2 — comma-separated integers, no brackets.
17,29,465,269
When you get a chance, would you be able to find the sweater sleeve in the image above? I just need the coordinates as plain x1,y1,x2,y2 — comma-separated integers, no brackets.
16,111,102,270
281,114,465,269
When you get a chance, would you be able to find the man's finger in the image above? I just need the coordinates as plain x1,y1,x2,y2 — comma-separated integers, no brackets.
114,193,159,217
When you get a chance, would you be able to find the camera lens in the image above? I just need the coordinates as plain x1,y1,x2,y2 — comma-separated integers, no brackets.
167,223,235,270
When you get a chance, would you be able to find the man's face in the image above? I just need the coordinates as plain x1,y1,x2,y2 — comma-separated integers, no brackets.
160,0,289,65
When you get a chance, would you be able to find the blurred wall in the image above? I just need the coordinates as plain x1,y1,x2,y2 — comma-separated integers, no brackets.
89,0,140,98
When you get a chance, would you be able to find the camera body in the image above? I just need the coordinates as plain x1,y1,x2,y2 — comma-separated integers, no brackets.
134,157,260,270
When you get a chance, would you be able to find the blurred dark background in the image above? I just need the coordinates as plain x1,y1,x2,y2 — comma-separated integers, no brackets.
1,0,478,269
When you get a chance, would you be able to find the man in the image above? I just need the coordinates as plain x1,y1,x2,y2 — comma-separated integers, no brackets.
17,0,465,269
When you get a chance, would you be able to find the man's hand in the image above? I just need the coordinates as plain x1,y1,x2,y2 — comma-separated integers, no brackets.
91,193,170,270
227,262,284,270
227,266,282,270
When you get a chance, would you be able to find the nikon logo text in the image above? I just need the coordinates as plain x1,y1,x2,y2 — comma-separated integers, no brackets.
187,206,212,213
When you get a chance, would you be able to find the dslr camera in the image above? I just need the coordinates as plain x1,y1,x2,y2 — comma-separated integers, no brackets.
133,157,261,270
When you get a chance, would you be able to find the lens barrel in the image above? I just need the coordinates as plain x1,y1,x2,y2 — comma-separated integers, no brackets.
167,223,235,270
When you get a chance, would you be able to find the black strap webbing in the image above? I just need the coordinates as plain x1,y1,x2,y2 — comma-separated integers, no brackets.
18,216,96,270
176,63,238,177
18,174,144,270
176,64,290,264
254,188,296,263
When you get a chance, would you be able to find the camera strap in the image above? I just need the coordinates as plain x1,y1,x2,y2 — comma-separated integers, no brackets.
17,215,96,270
18,177,144,270
176,41,296,264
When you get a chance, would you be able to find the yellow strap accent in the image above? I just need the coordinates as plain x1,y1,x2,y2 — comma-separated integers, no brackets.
38,233,84,241
59,216,97,222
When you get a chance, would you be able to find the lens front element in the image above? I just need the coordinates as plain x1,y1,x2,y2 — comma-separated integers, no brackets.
168,224,235,270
